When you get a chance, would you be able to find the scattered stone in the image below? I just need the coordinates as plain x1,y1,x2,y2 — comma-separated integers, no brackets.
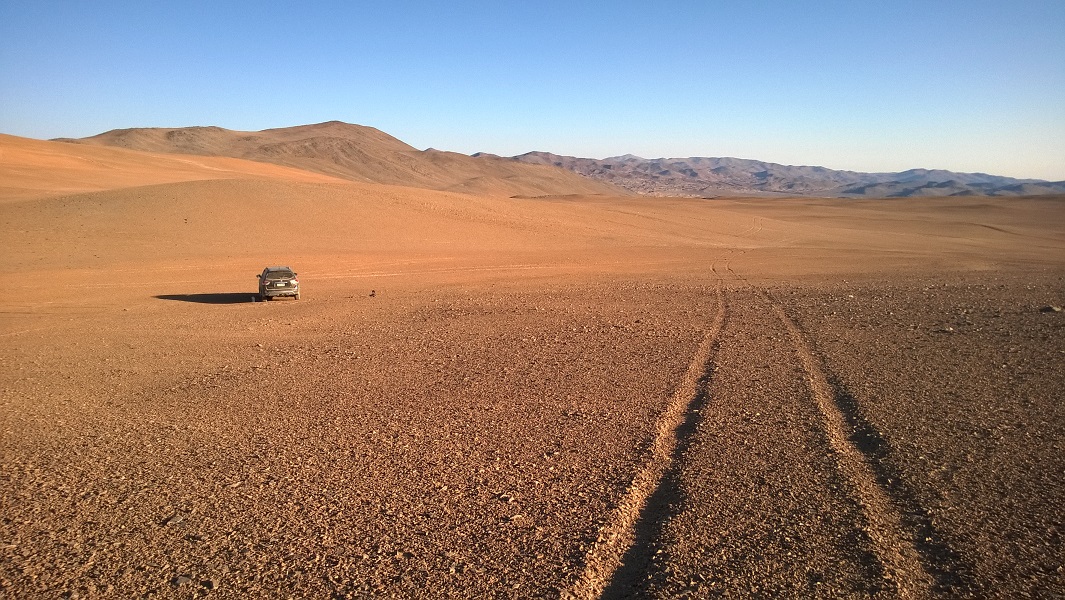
1039,305,1062,313
202,579,218,590
172,575,192,587
163,513,184,526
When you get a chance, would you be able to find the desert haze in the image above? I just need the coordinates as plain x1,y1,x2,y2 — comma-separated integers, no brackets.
1,131,1063,598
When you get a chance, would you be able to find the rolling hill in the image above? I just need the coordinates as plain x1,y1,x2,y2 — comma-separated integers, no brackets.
50,121,1065,198
0,133,347,202
55,122,628,198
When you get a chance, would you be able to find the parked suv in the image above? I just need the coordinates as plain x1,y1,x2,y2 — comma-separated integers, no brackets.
257,266,300,301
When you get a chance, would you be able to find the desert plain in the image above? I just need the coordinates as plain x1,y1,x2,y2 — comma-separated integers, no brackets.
1,134,1063,599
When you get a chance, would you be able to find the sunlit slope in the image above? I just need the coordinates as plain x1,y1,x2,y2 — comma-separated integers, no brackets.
0,134,346,202
58,121,630,198
5,168,1062,287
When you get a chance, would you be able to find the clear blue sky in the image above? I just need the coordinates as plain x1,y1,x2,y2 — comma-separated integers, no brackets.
2,1,1063,179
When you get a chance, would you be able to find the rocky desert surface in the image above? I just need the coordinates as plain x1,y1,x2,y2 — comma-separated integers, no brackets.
1,135,1063,598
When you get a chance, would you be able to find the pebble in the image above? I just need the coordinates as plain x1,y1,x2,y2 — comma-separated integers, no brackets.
1039,305,1062,313
172,575,192,586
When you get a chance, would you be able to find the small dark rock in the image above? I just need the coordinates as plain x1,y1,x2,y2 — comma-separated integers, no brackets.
202,579,218,590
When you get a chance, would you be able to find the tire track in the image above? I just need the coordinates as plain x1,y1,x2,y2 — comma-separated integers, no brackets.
765,296,935,598
827,377,975,594
729,257,972,594
564,279,725,600
636,285,891,596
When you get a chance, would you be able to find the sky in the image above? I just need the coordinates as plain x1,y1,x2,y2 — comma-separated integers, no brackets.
1,1,1063,180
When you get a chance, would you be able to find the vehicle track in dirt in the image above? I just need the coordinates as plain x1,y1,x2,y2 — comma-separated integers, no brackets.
744,252,973,595
822,377,975,594
766,296,934,597
779,274,1065,598
577,252,976,597
737,252,964,595
565,278,725,600
606,282,888,597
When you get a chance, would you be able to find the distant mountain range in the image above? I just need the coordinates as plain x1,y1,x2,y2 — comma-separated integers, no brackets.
55,122,626,198
56,121,1064,198
473,152,1065,198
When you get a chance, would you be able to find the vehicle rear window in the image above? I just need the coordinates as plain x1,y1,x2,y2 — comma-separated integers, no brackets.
265,270,294,280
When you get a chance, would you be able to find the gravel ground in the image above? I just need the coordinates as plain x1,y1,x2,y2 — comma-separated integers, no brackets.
2,281,717,598
630,286,888,599
2,186,1063,598
780,272,1065,598
4,273,1062,598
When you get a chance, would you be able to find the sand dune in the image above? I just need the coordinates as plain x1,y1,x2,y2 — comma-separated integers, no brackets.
1,143,1064,598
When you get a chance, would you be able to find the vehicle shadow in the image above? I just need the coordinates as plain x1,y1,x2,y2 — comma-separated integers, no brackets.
155,293,258,304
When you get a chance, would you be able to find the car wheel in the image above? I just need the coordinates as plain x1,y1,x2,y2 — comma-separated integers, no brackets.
295,293,301,300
